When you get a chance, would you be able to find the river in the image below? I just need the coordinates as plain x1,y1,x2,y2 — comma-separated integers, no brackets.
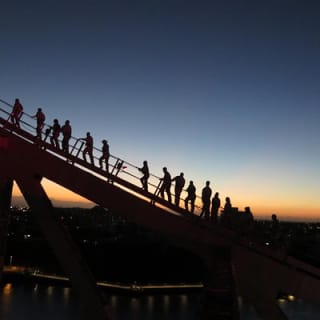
1,282,320,319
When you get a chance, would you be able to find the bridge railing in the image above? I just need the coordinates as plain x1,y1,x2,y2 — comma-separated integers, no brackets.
0,99,202,213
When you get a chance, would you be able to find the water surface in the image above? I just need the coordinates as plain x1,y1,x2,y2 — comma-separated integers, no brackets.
1,283,320,320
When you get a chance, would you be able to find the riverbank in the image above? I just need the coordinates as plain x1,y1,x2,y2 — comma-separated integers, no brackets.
2,265,204,295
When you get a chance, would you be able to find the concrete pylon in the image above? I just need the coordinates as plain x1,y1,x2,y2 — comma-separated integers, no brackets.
232,246,289,320
0,177,13,283
15,173,109,320
250,297,288,320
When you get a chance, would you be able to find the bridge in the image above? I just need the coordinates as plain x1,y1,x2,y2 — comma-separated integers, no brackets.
0,99,319,320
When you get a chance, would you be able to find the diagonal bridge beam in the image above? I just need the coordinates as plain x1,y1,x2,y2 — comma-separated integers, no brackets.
13,172,108,320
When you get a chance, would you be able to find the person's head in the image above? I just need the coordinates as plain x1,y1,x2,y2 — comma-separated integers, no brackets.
215,192,219,197
102,139,107,144
53,118,58,123
180,172,184,177
206,180,210,186
143,160,147,165
189,180,194,185
65,120,70,125
226,196,230,203
38,108,42,112
86,132,90,136
15,98,19,103
163,167,167,172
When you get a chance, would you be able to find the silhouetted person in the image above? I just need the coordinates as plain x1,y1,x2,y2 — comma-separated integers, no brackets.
220,196,233,226
10,98,23,127
200,181,212,219
243,206,254,231
159,167,172,203
61,120,72,154
82,132,94,165
172,172,185,206
211,192,221,223
244,206,254,221
271,214,279,230
99,140,110,174
50,119,61,149
138,160,149,191
32,107,46,140
271,213,281,245
185,180,196,213
224,196,232,213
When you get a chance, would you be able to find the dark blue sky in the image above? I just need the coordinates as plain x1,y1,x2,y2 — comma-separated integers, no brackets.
1,0,320,219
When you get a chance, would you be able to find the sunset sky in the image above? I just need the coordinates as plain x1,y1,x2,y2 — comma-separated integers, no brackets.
1,1,320,221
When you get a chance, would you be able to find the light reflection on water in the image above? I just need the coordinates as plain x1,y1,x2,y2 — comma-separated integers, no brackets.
1,283,320,320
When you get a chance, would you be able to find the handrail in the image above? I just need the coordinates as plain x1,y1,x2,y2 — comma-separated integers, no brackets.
0,98,202,213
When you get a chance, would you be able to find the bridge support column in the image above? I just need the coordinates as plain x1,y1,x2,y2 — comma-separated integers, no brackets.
200,250,239,320
0,177,13,284
232,246,288,320
16,174,108,320
250,297,288,320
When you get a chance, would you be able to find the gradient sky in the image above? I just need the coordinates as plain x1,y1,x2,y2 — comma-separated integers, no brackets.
1,1,320,221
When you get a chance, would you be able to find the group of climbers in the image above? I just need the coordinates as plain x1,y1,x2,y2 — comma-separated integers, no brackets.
8,98,254,226
9,99,110,173
137,160,254,227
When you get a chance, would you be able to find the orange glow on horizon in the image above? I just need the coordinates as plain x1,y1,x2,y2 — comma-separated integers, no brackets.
11,180,320,221
12,179,93,208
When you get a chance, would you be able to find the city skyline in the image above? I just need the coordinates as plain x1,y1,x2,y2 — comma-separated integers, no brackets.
2,1,320,221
